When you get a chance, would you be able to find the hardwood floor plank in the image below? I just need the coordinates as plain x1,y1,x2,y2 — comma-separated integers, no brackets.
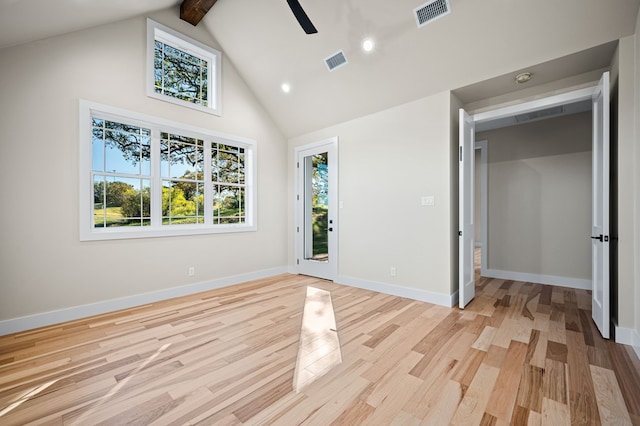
590,364,633,425
541,397,570,425
546,340,568,363
606,340,640,417
548,312,567,344
484,344,507,369
411,312,462,354
471,326,497,351
510,405,529,425
363,323,400,349
451,364,500,425
566,330,601,424
485,340,528,422
329,399,375,425
479,412,498,426
451,348,487,388
420,379,463,425
543,358,568,404
515,364,544,412
527,330,548,369
403,355,458,418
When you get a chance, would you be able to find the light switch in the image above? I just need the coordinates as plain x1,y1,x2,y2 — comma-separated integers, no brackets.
421,196,435,206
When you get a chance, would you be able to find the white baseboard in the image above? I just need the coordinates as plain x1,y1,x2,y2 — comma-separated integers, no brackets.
483,268,591,290
336,275,456,307
0,266,288,337
614,322,640,358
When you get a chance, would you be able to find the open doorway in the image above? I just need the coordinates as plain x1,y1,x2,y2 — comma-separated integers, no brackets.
474,111,592,289
459,74,611,338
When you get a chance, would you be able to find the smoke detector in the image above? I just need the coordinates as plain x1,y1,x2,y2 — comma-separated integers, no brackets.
515,72,533,84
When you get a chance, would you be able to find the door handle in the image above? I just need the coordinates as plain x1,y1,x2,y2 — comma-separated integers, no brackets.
591,234,603,242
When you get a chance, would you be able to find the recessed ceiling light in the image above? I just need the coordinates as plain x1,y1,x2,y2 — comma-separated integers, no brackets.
515,72,532,84
362,38,375,52
281,83,291,93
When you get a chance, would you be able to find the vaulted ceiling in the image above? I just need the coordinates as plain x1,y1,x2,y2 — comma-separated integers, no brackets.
1,0,639,137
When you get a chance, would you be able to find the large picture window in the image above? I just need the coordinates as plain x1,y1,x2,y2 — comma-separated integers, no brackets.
80,101,255,241
147,19,221,115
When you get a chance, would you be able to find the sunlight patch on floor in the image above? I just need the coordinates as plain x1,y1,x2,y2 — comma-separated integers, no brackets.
293,286,342,392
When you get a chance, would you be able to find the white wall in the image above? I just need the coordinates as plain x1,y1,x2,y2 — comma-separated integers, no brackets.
0,8,288,326
288,92,454,303
616,35,638,337
476,112,592,282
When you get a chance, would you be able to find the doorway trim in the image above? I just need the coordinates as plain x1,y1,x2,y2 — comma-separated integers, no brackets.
469,85,597,290
472,86,594,125
459,79,611,336
294,137,339,281
475,140,488,275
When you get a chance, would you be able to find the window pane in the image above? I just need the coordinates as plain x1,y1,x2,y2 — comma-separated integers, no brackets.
213,185,245,224
141,135,151,176
238,153,245,184
161,133,204,179
93,176,106,227
93,176,150,228
212,144,245,184
92,133,104,172
155,41,208,106
218,151,240,183
162,180,203,225
218,144,239,154
94,120,152,176
105,121,142,134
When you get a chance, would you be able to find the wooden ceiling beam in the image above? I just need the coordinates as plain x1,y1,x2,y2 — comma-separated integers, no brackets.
180,0,218,26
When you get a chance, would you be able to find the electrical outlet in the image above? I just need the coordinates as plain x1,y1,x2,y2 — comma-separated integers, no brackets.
188,266,195,277
390,266,397,276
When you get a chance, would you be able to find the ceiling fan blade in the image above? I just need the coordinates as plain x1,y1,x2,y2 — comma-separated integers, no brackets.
287,0,318,34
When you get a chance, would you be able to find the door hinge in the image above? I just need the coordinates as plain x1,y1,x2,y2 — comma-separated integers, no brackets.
297,162,299,168
297,259,300,265
458,230,462,236
297,226,299,233
297,194,299,201
459,146,463,162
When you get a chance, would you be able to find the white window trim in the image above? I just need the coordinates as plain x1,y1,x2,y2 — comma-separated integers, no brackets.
79,100,256,241
146,19,222,116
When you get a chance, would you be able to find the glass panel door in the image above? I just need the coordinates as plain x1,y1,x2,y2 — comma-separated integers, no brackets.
303,152,329,262
296,138,337,281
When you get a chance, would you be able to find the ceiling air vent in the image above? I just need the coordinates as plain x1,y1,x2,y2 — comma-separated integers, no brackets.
515,106,565,124
414,0,451,28
325,50,348,71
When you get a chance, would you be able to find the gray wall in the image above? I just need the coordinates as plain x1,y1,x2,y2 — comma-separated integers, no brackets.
476,111,592,281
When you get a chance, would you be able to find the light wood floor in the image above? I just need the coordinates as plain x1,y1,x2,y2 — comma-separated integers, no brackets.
1,273,640,425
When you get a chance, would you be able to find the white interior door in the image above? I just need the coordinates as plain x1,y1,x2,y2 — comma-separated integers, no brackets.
296,138,338,281
459,109,475,308
591,72,610,339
